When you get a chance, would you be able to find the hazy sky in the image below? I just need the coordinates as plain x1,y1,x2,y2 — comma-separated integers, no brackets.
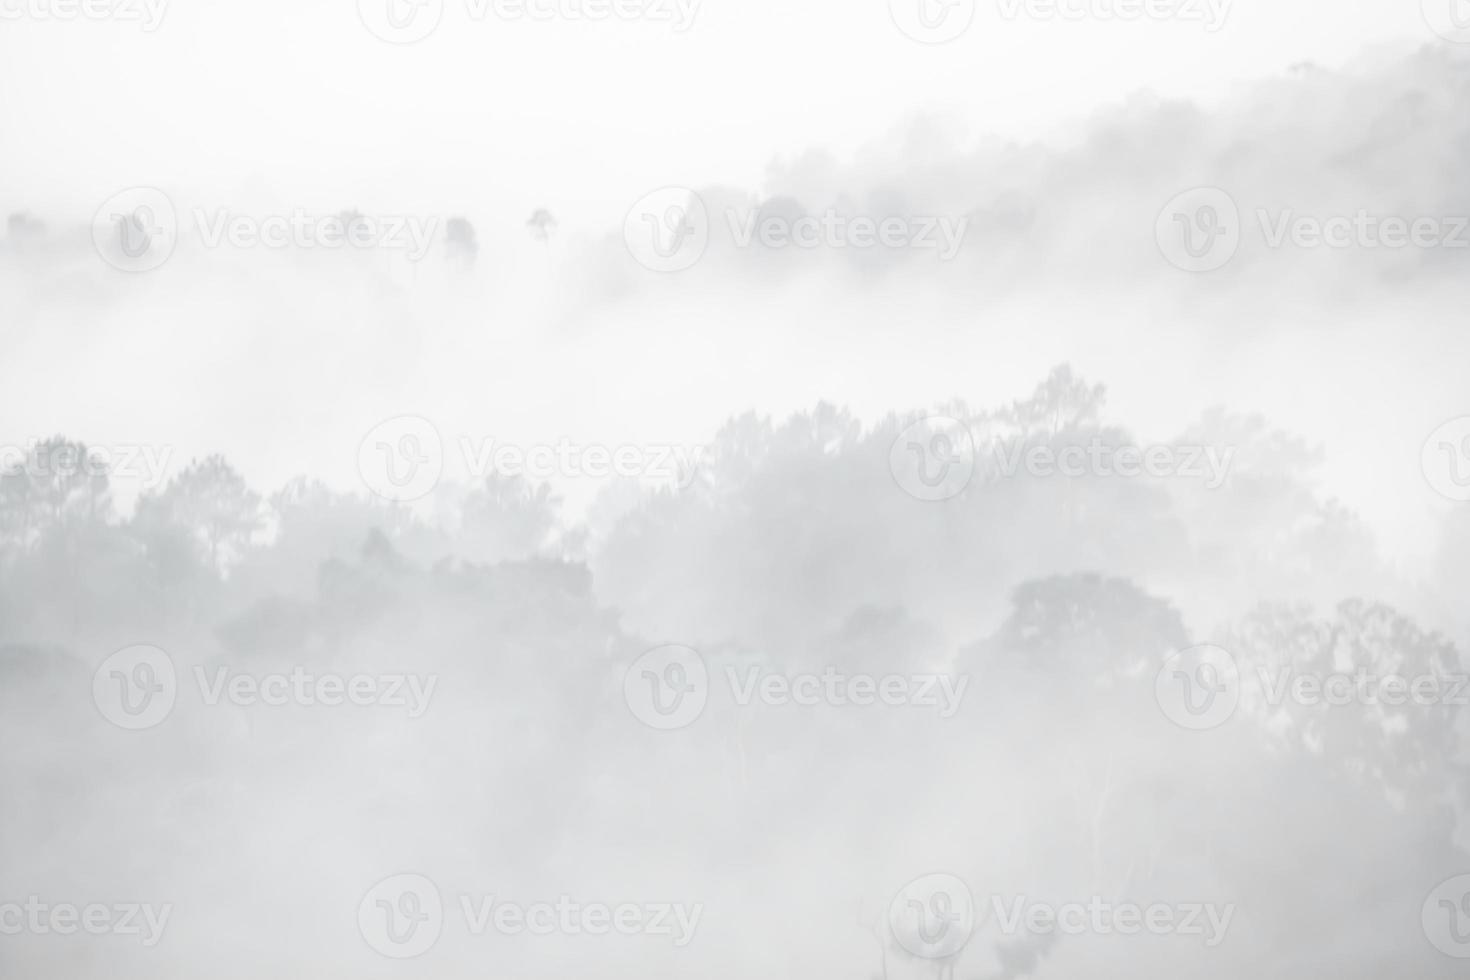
0,0,1437,222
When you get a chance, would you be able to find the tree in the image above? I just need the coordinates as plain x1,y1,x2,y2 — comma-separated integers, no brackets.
525,208,557,243
446,216,478,266
135,455,261,574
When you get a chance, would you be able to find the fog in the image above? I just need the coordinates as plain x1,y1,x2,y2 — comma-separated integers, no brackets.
3,3,1470,978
